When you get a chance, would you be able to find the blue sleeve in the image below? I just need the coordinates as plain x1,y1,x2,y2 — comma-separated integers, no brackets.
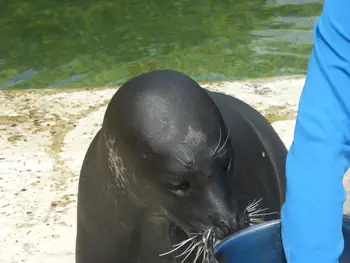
280,0,350,262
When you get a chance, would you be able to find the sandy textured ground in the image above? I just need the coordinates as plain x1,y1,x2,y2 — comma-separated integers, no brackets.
0,76,349,263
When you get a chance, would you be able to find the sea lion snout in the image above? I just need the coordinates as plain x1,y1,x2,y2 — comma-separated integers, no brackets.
208,212,237,239
197,184,239,240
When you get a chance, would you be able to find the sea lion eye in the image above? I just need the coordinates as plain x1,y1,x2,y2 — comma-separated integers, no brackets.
168,180,190,192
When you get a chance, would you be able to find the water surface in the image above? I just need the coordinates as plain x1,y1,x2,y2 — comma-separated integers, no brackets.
0,0,323,89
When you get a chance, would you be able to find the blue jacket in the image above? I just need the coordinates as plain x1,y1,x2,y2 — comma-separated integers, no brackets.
281,0,350,262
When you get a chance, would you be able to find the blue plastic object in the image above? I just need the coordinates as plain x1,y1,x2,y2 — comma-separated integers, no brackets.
214,215,350,263
280,0,350,262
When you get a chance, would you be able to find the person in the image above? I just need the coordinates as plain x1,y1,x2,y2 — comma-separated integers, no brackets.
280,0,350,262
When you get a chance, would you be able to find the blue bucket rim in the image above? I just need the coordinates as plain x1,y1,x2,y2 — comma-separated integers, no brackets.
214,215,350,255
214,219,281,253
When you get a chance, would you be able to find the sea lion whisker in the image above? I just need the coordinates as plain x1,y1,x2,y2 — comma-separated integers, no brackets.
245,199,257,212
175,241,198,258
209,254,219,263
250,197,263,208
160,234,207,262
200,227,219,263
250,211,279,217
244,199,254,213
173,235,198,248
193,245,204,263
217,129,230,154
249,207,269,215
159,243,192,258
179,241,202,263
244,197,280,226
191,150,195,166
202,250,218,263
250,218,264,223
218,149,228,158
201,250,208,263
246,198,263,212
246,200,279,218
249,218,264,223
159,236,197,256
250,197,263,206
213,127,222,155
175,156,191,167
249,208,270,216
180,146,191,162
205,248,219,263
245,204,255,214
175,153,195,169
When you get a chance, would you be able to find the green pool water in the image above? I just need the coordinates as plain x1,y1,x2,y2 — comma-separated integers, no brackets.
0,0,322,90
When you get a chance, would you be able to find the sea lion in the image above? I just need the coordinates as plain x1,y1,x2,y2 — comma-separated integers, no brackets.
75,70,287,263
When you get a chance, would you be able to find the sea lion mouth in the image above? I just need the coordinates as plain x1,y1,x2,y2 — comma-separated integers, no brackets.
159,198,279,262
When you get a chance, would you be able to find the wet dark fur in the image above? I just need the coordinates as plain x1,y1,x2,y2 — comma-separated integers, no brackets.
75,70,286,263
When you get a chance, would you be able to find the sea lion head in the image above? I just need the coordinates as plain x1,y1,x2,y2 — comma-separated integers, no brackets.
103,70,242,240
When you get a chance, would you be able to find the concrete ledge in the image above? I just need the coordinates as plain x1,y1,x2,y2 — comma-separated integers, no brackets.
0,76,349,262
